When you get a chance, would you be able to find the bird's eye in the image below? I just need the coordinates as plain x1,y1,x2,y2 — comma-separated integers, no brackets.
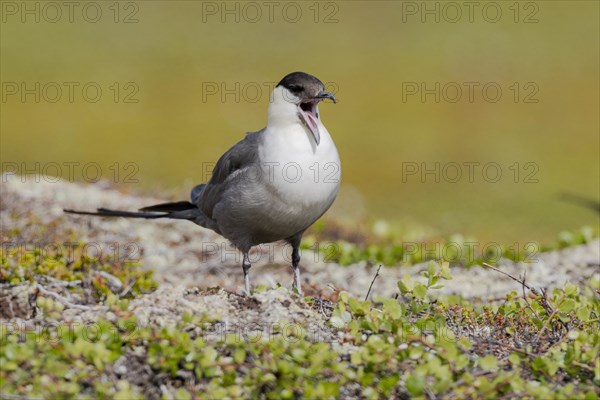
288,84,303,93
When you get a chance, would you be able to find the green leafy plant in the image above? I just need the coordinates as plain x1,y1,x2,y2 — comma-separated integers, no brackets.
1,261,598,398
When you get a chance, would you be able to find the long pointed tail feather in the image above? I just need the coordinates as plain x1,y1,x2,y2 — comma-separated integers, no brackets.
64,200,201,220
139,201,196,212
65,203,220,234
64,208,171,219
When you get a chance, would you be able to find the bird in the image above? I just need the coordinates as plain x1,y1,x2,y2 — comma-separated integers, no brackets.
558,192,600,214
64,71,341,295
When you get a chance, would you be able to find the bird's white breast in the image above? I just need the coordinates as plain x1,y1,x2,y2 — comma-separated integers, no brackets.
258,121,341,211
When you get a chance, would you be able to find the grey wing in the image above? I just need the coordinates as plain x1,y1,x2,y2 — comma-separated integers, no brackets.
197,130,263,218
191,184,206,204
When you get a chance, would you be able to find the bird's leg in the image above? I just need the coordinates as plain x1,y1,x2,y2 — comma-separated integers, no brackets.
242,252,251,295
291,246,303,296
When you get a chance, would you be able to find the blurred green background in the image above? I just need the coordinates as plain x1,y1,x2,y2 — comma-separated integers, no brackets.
2,1,598,243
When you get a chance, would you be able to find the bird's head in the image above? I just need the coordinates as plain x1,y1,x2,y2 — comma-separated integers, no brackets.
268,72,336,146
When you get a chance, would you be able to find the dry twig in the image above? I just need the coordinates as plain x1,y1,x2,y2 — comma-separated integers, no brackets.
35,284,91,311
364,265,382,301
482,262,532,290
482,262,569,337
119,279,138,298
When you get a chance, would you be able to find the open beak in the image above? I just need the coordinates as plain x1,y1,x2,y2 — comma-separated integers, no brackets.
297,91,336,146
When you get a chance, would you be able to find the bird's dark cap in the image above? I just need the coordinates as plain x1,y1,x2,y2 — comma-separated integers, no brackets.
276,72,325,95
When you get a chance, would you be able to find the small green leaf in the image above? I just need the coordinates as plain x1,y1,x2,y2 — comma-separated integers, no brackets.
233,348,246,364
508,353,521,365
405,375,424,396
399,274,413,293
563,283,578,296
558,299,576,314
440,262,452,280
413,284,427,299
479,355,498,371
428,262,436,277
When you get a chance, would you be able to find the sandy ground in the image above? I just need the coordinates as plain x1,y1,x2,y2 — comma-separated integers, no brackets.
2,174,599,302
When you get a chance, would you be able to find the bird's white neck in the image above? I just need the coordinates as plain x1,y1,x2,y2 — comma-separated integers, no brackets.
267,86,303,129
266,86,328,148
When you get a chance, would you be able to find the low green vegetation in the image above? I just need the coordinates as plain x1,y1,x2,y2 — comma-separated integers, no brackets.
2,260,598,399
1,240,157,301
303,222,598,267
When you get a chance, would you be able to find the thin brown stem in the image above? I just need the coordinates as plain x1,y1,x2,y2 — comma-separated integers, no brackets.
364,265,382,301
